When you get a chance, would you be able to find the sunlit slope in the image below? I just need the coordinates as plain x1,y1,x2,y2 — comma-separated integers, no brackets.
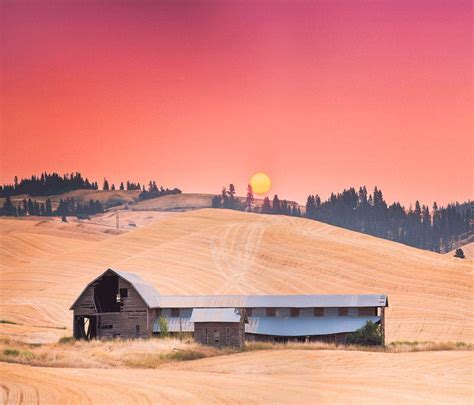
1,209,472,342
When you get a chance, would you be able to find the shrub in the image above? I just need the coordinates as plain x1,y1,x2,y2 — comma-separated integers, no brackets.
4,349,20,356
346,321,383,346
454,248,465,259
158,317,169,337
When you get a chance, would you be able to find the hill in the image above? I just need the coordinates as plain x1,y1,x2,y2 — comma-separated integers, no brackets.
0,209,472,344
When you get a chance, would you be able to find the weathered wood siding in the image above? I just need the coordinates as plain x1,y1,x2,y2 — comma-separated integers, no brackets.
73,276,150,339
194,322,244,348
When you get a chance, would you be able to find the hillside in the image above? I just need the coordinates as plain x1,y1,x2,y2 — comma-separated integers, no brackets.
0,209,472,344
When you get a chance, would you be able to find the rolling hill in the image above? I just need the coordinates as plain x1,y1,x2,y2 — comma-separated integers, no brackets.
0,209,472,344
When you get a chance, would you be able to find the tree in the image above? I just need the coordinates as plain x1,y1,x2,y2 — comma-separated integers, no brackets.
158,316,169,337
1,196,17,216
272,195,281,214
227,184,236,209
119,182,125,191
211,195,222,208
261,196,272,214
111,184,116,191
45,199,53,216
245,185,254,212
346,321,382,346
454,248,465,259
103,179,109,191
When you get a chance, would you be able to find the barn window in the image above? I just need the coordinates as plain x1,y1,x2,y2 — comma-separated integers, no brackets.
120,288,128,298
358,307,376,316
171,308,180,317
290,308,300,318
214,330,220,343
338,308,348,316
314,308,324,317
266,308,276,317
135,325,140,334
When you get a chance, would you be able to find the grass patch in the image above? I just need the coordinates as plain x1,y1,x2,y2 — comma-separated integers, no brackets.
3,348,20,356
58,336,75,345
165,349,207,362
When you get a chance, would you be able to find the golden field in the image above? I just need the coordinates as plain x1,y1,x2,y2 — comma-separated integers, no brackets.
0,208,473,403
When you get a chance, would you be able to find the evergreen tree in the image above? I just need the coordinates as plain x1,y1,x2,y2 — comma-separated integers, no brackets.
245,185,254,212
120,182,125,191
272,195,281,214
261,197,272,214
103,179,110,191
45,199,53,216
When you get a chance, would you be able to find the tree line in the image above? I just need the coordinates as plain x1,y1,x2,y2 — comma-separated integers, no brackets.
211,184,471,253
0,172,98,197
1,172,182,199
304,186,471,253
211,184,301,217
0,196,104,218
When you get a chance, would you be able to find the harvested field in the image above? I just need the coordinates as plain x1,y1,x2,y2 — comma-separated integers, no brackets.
1,350,472,404
0,209,472,343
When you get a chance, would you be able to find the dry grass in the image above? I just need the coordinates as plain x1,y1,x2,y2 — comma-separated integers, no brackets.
0,337,240,369
0,336,471,370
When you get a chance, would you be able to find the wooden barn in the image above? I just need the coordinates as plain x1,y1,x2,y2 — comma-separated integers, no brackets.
71,268,388,345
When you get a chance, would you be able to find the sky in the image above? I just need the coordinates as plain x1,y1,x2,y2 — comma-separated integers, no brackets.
1,0,472,206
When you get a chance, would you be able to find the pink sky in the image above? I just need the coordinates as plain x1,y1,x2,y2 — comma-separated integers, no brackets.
1,1,472,205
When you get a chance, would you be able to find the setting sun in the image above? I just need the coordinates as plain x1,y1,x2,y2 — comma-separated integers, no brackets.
250,172,271,195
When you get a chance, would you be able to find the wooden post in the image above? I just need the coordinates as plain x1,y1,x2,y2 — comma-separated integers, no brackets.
381,306,385,347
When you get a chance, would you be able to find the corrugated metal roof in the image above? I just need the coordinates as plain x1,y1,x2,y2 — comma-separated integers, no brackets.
113,269,161,308
190,308,242,323
246,316,380,336
156,294,387,309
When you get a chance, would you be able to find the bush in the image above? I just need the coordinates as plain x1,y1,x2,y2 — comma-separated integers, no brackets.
454,248,465,259
346,321,383,346
158,317,169,337
4,349,20,356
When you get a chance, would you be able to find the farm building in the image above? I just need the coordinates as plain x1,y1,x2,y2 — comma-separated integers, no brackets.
71,268,388,345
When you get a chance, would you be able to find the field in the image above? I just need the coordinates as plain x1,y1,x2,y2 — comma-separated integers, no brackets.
0,208,473,403
1,349,472,404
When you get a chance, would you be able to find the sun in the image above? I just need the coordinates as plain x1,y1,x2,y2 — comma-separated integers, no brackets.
250,172,271,195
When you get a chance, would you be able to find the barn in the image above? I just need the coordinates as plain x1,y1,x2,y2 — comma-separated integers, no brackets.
71,268,388,345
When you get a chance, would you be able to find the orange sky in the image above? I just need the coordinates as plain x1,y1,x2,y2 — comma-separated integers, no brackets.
1,1,472,206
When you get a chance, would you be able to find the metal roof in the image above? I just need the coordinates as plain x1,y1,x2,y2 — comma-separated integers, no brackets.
156,294,387,309
71,269,388,311
245,316,381,336
70,268,160,309
190,308,242,323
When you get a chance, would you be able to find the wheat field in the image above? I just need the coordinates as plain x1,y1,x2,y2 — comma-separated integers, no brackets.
0,209,473,403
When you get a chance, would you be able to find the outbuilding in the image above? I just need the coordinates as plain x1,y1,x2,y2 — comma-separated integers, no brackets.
190,308,247,348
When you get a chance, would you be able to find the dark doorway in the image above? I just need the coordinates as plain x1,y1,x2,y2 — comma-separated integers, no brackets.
74,315,97,340
94,274,120,313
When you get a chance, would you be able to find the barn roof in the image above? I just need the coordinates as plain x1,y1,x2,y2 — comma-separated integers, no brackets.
71,269,388,311
155,294,388,308
190,308,243,323
70,268,160,309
